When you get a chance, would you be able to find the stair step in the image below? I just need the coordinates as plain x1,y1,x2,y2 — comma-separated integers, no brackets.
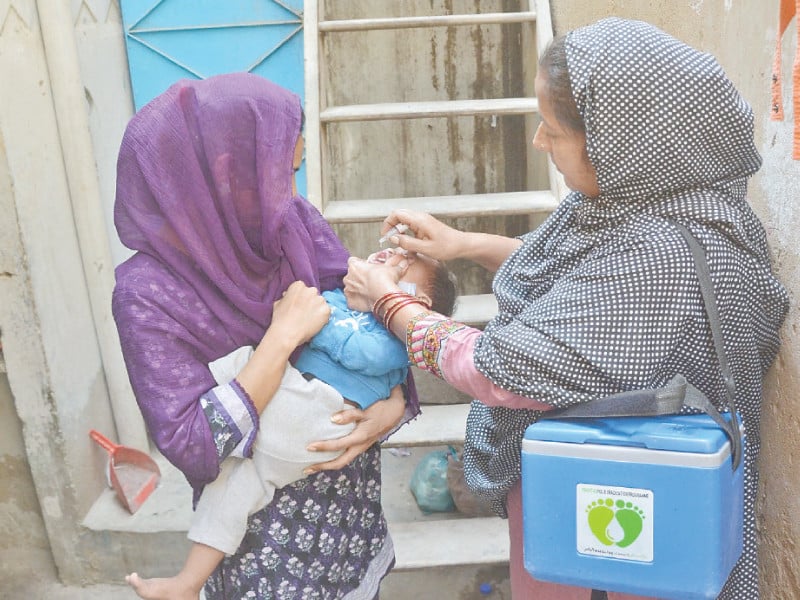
383,404,471,448
323,190,557,223
320,97,539,122
389,517,509,570
453,293,498,325
83,424,511,573
85,404,476,533
318,11,536,33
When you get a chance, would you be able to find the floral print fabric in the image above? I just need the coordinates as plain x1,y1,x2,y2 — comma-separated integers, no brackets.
203,444,393,599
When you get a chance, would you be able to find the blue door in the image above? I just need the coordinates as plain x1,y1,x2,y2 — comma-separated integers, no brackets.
120,0,306,193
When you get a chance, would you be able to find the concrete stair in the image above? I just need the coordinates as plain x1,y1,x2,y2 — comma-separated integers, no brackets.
82,402,508,570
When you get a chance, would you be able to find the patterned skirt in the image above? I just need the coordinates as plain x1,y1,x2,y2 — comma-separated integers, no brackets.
204,445,394,599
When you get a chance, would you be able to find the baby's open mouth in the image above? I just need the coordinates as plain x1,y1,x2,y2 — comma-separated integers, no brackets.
367,248,401,264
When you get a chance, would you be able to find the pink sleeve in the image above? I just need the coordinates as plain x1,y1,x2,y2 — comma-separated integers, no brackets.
439,327,553,411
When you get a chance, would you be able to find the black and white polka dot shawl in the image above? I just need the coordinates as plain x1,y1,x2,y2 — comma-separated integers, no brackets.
464,18,788,598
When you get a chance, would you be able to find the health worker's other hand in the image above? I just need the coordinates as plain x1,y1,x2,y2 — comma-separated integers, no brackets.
343,254,406,312
304,385,406,473
381,209,465,262
271,281,330,346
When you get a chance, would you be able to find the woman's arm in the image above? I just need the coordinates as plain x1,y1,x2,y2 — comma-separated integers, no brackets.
236,281,331,411
381,209,522,273
342,257,552,412
114,278,331,489
200,282,333,462
428,324,552,411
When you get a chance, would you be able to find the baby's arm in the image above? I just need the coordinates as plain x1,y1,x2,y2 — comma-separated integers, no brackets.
308,313,408,377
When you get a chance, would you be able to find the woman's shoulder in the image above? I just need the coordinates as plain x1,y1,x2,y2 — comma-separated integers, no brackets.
606,215,693,252
115,251,168,281
112,253,186,311
576,217,699,282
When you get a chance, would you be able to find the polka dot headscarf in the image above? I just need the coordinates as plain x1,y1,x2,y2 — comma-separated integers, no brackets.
465,18,788,598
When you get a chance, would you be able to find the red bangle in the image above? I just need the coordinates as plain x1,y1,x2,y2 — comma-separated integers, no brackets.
382,299,410,329
373,291,408,315
373,291,412,320
383,298,429,331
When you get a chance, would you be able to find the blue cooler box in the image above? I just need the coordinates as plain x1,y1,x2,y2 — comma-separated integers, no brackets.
521,414,744,599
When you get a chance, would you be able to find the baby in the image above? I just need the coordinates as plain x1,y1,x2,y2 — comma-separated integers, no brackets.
126,248,456,600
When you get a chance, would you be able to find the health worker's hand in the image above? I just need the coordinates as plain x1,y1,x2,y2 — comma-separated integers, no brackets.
381,209,466,262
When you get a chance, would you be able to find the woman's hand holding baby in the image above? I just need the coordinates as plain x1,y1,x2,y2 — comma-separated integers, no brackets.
304,384,406,474
271,281,331,346
238,282,329,412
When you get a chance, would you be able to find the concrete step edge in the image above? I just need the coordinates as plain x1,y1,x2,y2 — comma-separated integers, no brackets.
383,404,470,448
389,517,509,570
83,405,474,533
320,97,539,122
452,293,498,325
322,190,557,223
318,11,536,33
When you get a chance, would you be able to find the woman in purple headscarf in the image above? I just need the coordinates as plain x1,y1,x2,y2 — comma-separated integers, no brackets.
112,73,411,598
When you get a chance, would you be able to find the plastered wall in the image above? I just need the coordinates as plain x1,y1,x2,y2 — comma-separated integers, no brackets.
0,0,125,585
756,25,800,600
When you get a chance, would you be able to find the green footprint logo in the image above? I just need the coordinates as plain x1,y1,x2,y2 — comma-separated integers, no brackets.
586,497,645,548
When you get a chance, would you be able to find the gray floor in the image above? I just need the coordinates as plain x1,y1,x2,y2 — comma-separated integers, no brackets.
3,575,510,600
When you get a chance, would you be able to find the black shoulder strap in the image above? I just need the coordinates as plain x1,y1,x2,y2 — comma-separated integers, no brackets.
540,221,742,471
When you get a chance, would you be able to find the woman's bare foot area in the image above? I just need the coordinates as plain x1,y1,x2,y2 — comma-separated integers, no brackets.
126,572,201,600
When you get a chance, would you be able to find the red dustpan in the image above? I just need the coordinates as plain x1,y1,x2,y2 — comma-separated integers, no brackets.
89,429,161,514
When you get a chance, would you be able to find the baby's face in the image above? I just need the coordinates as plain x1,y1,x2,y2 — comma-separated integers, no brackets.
366,248,438,294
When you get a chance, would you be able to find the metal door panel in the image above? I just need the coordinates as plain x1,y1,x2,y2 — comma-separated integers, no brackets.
120,0,306,192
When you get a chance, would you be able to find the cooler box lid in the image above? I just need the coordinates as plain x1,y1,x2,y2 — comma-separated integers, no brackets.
523,414,731,454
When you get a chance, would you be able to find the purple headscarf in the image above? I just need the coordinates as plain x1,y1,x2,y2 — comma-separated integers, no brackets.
112,73,417,491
